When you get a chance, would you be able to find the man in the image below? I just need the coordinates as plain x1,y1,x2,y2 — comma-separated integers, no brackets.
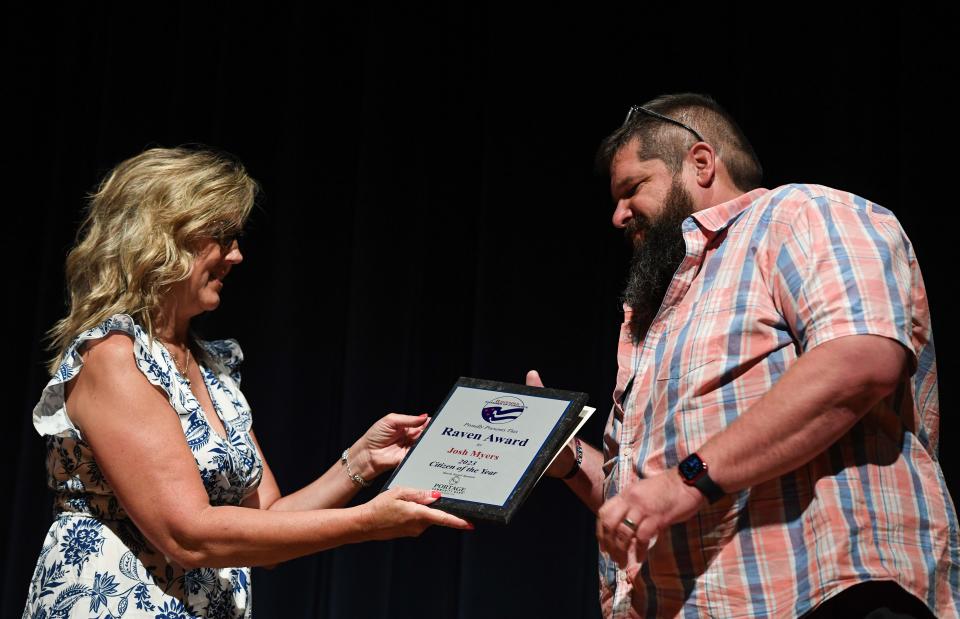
533,93,957,618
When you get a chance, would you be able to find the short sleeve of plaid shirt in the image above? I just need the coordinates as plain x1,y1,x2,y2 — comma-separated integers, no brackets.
765,188,920,366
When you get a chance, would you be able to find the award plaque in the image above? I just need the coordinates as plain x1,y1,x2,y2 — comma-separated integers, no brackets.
382,377,594,524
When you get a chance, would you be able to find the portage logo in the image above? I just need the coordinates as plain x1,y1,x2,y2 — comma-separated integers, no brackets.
481,396,526,424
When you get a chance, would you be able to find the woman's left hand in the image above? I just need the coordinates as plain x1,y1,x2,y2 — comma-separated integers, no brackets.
349,413,431,481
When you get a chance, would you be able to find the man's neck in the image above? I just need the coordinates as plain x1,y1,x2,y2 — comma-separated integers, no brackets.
694,183,746,213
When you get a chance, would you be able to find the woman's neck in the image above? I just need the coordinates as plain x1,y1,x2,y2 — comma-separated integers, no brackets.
153,305,191,347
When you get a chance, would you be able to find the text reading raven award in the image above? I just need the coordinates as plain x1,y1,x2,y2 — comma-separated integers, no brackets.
382,377,593,524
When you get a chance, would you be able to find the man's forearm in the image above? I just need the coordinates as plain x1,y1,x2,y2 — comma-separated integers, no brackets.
697,334,908,494
598,334,910,568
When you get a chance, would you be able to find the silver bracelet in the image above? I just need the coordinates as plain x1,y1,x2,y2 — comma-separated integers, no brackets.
341,449,371,488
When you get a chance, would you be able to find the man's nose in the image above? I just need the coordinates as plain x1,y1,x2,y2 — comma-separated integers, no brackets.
612,200,633,229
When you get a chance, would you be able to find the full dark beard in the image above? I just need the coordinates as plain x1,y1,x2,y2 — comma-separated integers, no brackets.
622,178,695,342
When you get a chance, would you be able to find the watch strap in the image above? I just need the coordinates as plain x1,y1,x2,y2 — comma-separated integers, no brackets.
692,471,725,504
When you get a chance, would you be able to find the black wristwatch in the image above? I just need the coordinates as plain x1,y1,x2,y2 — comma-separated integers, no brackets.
678,453,725,504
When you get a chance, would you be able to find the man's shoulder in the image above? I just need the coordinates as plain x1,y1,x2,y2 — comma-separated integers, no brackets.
748,183,897,222
739,183,911,261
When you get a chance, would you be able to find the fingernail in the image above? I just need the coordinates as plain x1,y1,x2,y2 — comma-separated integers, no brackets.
431,490,442,498
465,523,475,530
419,413,429,417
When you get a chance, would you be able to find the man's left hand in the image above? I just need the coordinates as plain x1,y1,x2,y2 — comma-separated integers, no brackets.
597,469,706,567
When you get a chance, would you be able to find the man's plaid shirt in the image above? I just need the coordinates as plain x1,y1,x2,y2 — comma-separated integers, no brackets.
600,185,957,618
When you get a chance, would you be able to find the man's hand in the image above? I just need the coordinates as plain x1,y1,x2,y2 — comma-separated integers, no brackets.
525,368,607,513
596,470,705,568
525,369,544,388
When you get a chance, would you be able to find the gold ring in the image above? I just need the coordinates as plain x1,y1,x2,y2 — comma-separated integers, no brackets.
622,517,638,531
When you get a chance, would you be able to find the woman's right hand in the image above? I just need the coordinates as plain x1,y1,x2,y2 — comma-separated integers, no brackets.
358,487,473,540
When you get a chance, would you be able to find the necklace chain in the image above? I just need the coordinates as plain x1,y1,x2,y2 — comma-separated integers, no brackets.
159,340,192,385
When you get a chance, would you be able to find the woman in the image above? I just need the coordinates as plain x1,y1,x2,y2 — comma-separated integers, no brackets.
23,147,470,619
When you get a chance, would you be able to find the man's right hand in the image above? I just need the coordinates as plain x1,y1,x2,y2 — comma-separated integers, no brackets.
525,369,544,388
525,369,605,513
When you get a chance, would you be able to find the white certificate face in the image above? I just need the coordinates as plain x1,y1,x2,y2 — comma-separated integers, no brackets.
386,386,572,506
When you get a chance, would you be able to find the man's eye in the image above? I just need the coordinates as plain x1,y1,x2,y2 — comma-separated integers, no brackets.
630,183,641,196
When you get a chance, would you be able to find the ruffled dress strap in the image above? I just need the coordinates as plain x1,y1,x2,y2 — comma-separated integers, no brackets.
196,338,254,432
33,313,185,441
198,338,244,386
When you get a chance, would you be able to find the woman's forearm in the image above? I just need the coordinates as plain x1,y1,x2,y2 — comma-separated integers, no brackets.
265,454,365,512
168,504,366,568
163,486,465,569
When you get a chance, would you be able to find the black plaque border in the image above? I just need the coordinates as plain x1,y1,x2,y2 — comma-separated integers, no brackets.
381,376,589,524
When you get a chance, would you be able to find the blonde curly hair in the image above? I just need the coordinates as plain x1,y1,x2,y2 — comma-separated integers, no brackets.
47,147,258,374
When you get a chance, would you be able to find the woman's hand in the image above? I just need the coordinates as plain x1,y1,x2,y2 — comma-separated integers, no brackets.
358,487,473,540
348,413,431,480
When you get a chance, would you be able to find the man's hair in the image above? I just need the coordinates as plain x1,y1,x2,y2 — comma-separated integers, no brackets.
597,93,763,192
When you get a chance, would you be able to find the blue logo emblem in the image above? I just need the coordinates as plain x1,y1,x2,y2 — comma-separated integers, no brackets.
481,396,526,424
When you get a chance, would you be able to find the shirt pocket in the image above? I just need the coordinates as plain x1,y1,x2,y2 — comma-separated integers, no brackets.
649,287,734,423
651,285,732,395
653,358,722,408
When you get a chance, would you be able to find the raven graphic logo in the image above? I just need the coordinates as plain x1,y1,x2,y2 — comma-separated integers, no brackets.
481,396,526,424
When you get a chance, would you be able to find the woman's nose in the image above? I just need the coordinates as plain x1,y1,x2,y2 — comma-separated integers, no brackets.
225,242,243,264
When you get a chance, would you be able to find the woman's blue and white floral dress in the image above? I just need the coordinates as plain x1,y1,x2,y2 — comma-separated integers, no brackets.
23,314,264,619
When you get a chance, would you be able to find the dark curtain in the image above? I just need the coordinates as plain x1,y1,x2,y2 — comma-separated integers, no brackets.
4,4,955,618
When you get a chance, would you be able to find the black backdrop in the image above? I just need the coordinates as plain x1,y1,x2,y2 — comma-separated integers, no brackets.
4,4,956,618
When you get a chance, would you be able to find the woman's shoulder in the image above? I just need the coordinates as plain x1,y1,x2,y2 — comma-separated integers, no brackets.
34,314,170,439
75,330,143,380
54,313,143,360
79,313,143,345
48,313,146,380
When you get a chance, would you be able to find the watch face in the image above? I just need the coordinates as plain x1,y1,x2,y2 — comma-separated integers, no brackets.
679,453,706,481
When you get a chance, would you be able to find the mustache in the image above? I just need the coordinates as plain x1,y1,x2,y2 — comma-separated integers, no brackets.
624,217,649,244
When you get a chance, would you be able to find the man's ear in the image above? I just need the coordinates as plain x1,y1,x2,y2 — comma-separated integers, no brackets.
688,142,717,188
